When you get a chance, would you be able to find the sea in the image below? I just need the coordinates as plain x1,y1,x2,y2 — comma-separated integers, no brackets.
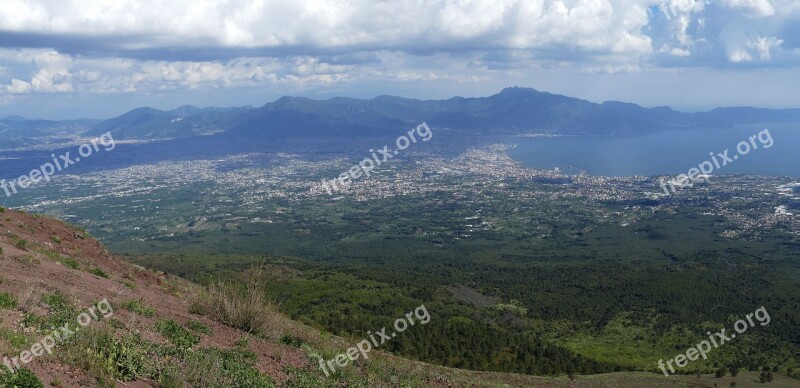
506,122,800,177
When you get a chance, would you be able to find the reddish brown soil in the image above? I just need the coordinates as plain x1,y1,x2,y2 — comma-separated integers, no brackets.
0,208,309,387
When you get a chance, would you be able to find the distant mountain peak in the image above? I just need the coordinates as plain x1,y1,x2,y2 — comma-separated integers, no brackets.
1,115,28,121
172,105,202,115
497,86,541,96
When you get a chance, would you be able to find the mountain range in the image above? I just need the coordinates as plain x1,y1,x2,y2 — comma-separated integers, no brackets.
0,87,800,148
80,87,800,141
0,116,99,148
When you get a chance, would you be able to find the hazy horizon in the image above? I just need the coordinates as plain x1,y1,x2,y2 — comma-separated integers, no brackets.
5,85,800,122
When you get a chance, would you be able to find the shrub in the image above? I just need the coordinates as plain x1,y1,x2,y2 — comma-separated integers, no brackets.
101,336,146,381
235,337,249,348
13,238,28,250
121,299,155,317
40,292,78,329
186,320,213,335
0,328,29,348
0,367,44,388
61,258,80,270
58,329,147,383
155,320,199,351
88,266,109,278
156,348,273,387
107,318,126,330
189,270,283,338
0,292,17,309
280,335,306,348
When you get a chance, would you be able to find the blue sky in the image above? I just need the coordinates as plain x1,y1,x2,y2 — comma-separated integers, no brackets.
0,0,798,119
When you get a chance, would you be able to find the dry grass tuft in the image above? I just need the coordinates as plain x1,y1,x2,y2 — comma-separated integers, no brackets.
190,269,284,338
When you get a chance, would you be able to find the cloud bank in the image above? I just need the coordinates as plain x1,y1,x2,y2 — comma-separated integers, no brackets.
0,0,797,116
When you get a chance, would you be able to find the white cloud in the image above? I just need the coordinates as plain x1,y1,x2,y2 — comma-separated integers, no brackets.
719,0,775,17
654,0,799,66
654,0,712,58
728,48,754,62
670,47,691,56
0,0,655,56
0,48,509,96
0,0,797,99
7,79,32,94
580,63,642,74
751,36,784,60
728,36,783,62
1,50,74,94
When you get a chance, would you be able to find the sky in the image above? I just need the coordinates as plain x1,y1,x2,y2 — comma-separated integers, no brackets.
0,0,798,119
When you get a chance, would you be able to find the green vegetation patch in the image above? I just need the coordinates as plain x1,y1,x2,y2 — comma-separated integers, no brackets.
0,292,17,309
61,258,80,269
186,320,213,335
88,266,109,278
0,327,30,350
120,298,155,317
39,291,78,329
0,367,44,388
56,327,274,387
154,320,200,350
